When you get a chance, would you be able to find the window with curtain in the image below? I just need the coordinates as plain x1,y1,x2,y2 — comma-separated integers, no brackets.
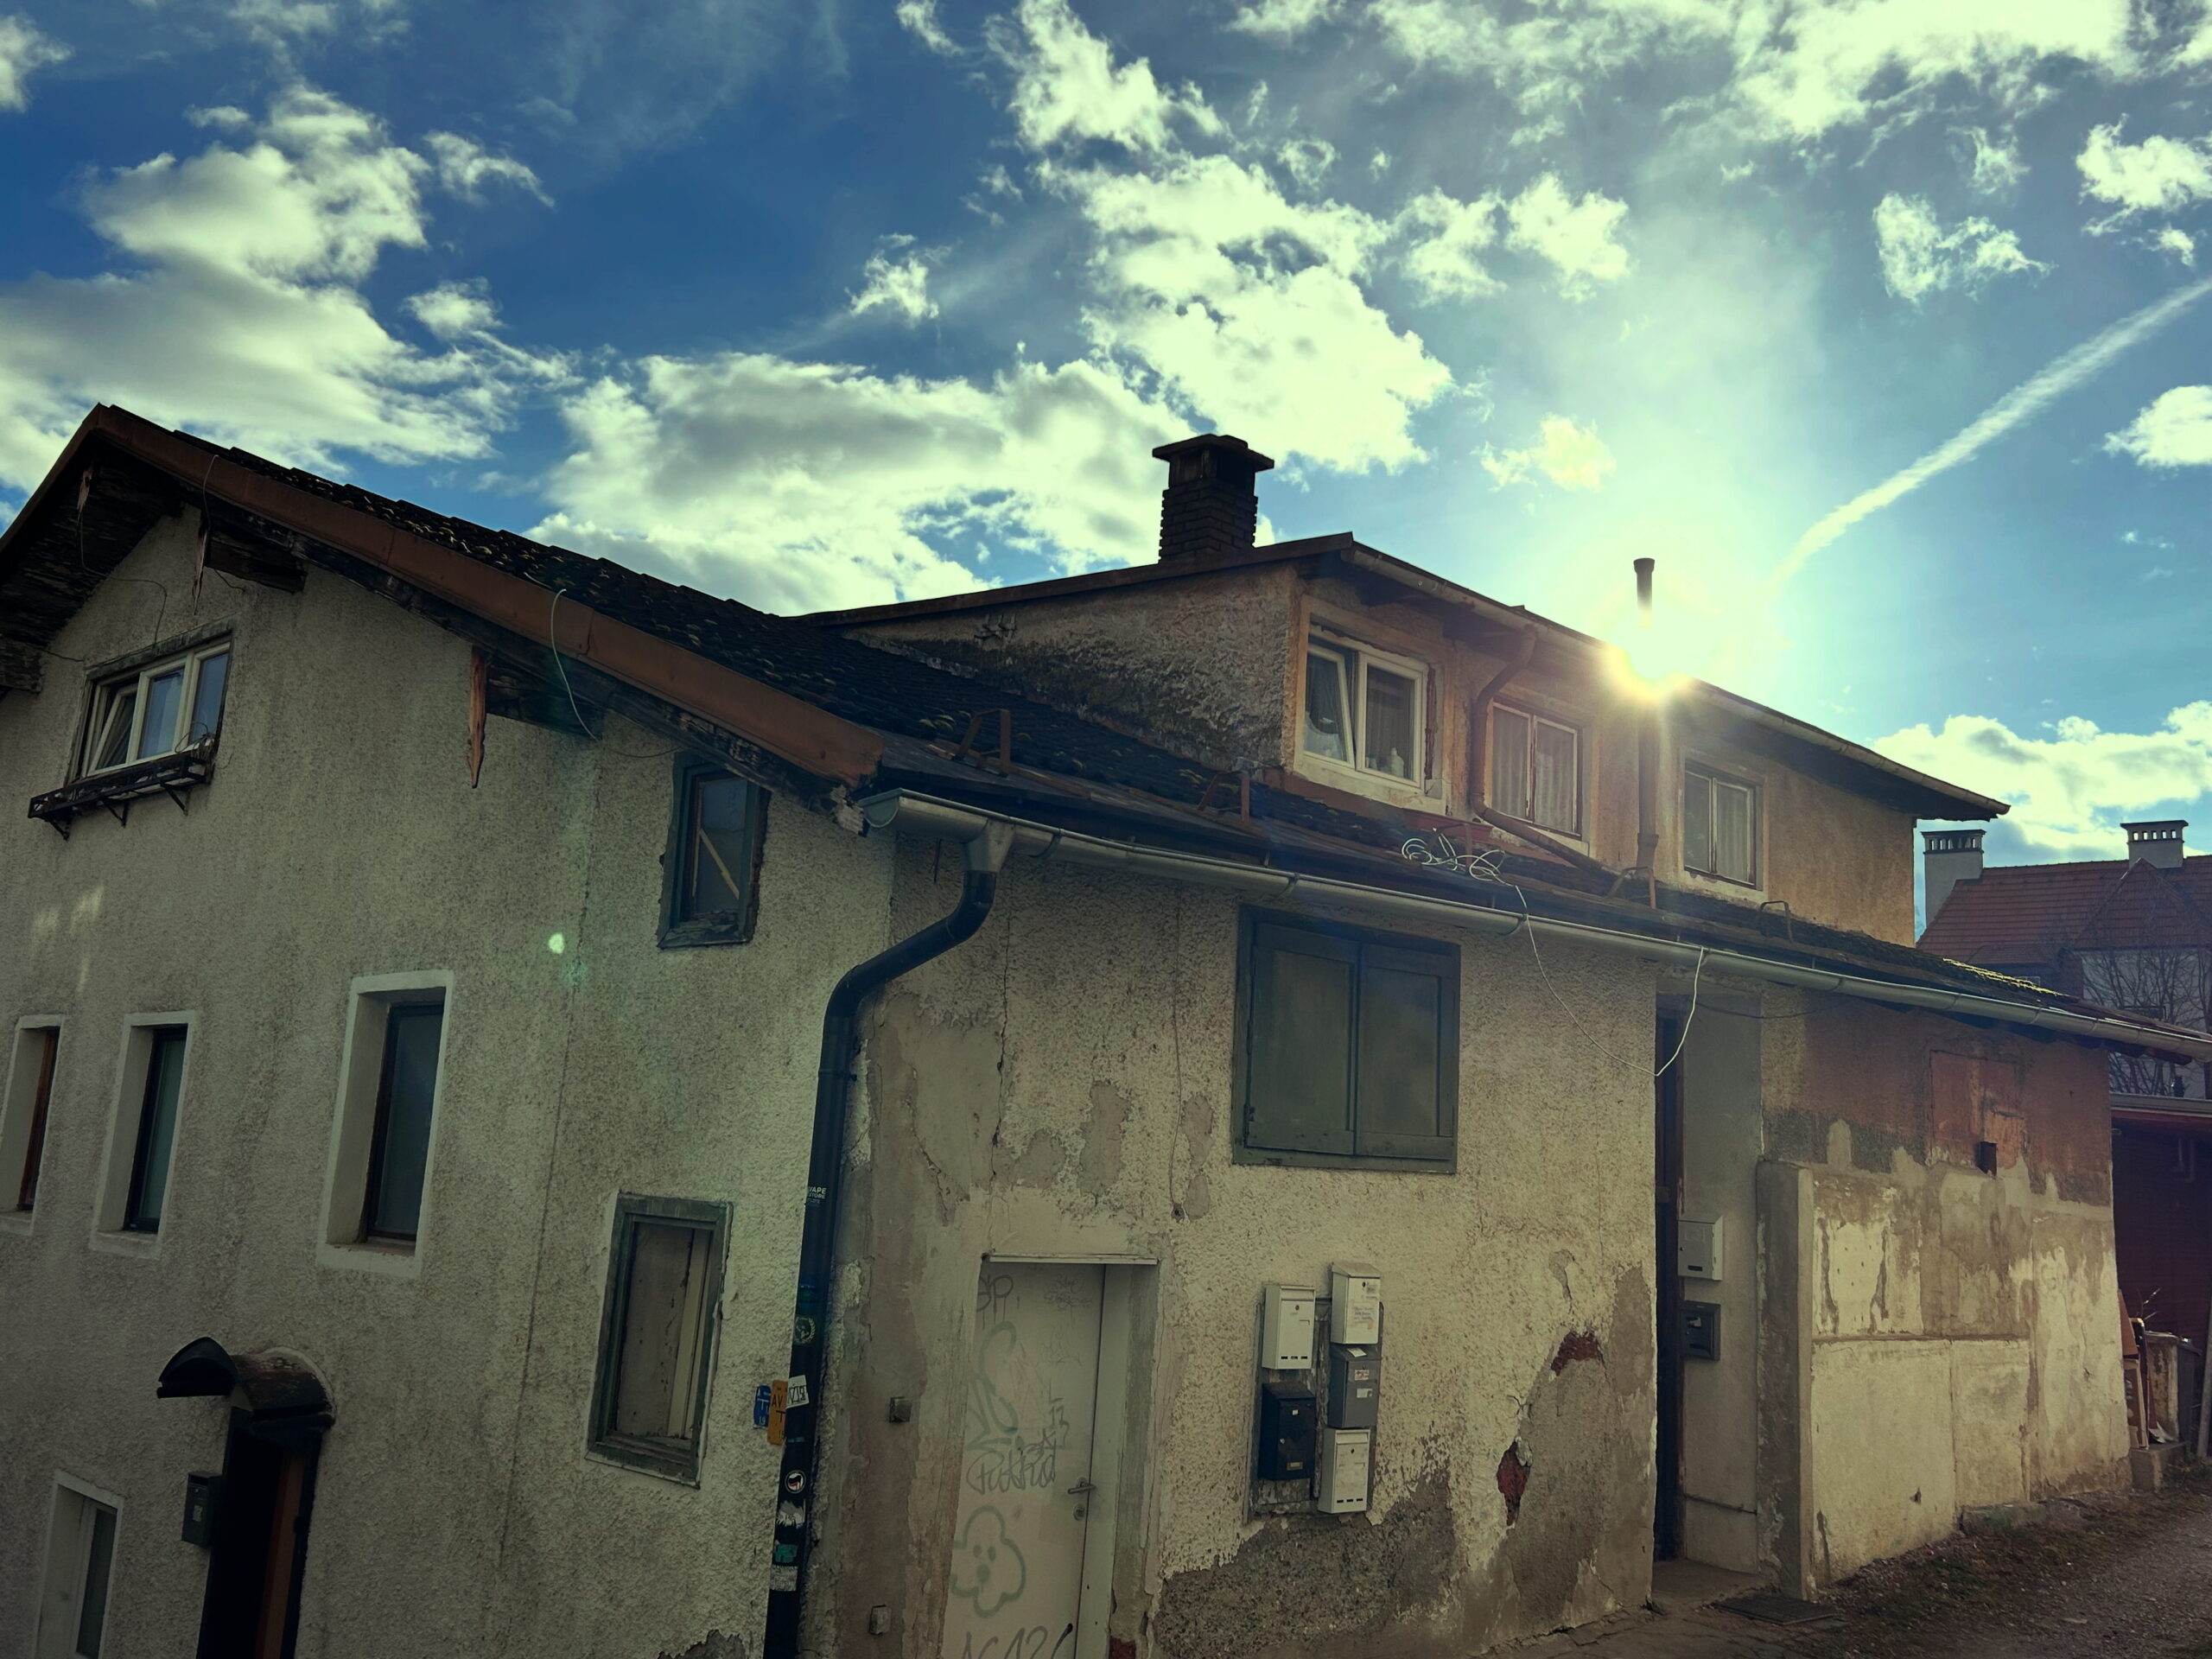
1300,638,1428,785
1683,763,1758,885
1491,707,1581,835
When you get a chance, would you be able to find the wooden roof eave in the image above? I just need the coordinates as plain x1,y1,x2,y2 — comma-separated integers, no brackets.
3,408,886,797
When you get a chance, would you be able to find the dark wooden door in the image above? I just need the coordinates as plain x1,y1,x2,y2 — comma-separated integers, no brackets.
1653,1014,1684,1560
198,1414,318,1659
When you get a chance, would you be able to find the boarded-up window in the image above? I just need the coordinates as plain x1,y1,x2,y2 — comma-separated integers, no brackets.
1929,1052,2024,1172
590,1196,728,1480
1239,912,1458,1167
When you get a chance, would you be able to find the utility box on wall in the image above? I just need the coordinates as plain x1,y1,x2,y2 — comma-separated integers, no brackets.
1327,1346,1380,1429
1261,1283,1318,1369
1677,1218,1722,1281
1256,1380,1318,1480
181,1472,222,1547
1329,1262,1382,1344
1317,1427,1372,1513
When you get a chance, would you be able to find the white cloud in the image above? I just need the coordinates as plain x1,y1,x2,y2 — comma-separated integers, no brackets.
2078,122,2212,218
1347,0,2136,143
2154,226,2197,266
409,280,500,339
2107,385,2212,468
1503,174,1630,296
1961,126,2024,193
1055,152,1448,470
1479,414,1616,489
1230,0,1344,39
0,14,67,111
534,354,1182,613
424,132,550,204
995,0,1219,153
1396,188,1500,300
1278,138,1337,191
1872,193,2044,302
850,237,939,322
0,88,549,491
1878,707,2212,862
896,0,957,54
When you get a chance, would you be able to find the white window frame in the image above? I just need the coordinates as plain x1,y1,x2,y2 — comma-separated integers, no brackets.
1682,761,1760,887
1300,634,1430,787
79,641,231,778
318,971,455,1278
1490,704,1585,837
89,1014,196,1257
35,1474,122,1659
1,1016,66,1237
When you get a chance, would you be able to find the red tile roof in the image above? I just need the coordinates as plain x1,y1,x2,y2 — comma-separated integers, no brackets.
1919,856,2212,965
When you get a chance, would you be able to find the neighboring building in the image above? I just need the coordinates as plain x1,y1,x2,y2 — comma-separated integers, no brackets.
1920,821,2212,1417
3,407,2199,1659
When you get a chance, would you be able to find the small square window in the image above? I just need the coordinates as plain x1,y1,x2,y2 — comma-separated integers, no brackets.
1236,911,1458,1171
589,1195,729,1482
38,1481,119,1659
659,760,766,948
3,1022,60,1213
1491,706,1583,836
1683,763,1758,886
1299,638,1429,785
79,644,230,778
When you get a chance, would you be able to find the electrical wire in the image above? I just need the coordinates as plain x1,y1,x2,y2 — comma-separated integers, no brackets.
545,588,676,760
1499,874,1707,1077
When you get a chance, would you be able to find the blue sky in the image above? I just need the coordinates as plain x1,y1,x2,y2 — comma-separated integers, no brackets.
5,0,2212,864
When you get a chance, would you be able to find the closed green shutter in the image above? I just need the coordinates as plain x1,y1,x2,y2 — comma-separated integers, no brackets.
1353,943,1457,1161
1244,922,1357,1155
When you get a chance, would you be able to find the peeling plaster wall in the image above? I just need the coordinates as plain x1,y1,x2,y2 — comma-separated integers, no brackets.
1761,1000,2128,1585
815,843,1662,1659
0,515,887,1659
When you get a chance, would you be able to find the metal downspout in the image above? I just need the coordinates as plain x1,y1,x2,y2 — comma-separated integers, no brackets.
762,822,1014,1659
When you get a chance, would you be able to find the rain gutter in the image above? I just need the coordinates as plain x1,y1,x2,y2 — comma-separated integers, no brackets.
860,790,2212,1066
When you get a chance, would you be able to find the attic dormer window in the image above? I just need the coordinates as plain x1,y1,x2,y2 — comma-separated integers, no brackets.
1303,639,1425,784
82,643,230,776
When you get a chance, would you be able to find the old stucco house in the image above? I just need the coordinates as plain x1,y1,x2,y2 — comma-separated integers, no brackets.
3,408,2201,1659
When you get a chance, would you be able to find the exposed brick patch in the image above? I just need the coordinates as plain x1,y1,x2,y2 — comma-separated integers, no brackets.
1550,1331,1602,1372
1109,1640,1137,1659
1497,1443,1530,1525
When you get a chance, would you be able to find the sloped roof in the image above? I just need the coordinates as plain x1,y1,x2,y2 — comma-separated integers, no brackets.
2,405,2179,1055
1919,856,2212,966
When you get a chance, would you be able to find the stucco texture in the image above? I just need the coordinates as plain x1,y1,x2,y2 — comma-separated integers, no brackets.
0,513,887,1659
818,844,1662,1659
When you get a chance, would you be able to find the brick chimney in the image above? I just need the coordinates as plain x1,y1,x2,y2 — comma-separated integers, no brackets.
1923,829,1984,924
2126,819,2188,870
1153,434,1274,563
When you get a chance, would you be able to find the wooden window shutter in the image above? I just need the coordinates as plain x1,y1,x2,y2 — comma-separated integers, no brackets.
1354,942,1458,1161
1244,921,1357,1155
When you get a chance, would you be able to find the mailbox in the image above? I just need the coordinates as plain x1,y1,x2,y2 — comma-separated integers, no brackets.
1256,1379,1318,1480
182,1472,222,1547
1327,1345,1381,1429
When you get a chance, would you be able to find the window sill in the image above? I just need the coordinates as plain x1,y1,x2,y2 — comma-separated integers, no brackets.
586,1440,702,1486
30,738,218,837
1234,1144,1458,1175
0,1211,33,1239
658,913,755,950
317,1236,423,1278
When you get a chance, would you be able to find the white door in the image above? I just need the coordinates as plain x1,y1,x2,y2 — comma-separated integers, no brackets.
944,1262,1104,1659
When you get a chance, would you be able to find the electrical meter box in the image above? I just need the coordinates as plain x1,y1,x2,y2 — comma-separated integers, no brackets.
1255,1380,1318,1480
181,1472,221,1547
1677,1218,1722,1281
1316,1427,1372,1513
1327,1345,1381,1429
1330,1262,1382,1344
1261,1283,1318,1369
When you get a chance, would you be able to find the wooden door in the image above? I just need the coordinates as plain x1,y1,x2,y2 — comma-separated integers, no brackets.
944,1263,1104,1659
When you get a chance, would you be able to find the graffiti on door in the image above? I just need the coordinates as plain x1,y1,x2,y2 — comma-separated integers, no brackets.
966,1321,1069,1496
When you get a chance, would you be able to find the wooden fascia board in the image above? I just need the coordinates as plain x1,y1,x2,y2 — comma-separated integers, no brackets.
65,409,882,789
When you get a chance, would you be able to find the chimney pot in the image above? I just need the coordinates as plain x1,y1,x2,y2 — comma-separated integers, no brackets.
2125,819,2188,871
1922,828,1986,929
1152,433,1275,563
